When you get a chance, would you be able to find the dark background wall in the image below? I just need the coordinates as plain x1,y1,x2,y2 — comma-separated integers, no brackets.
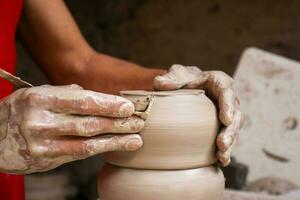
17,0,300,199
17,0,300,84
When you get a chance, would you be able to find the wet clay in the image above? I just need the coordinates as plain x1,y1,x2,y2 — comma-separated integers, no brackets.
98,164,225,200
98,89,224,200
104,89,220,169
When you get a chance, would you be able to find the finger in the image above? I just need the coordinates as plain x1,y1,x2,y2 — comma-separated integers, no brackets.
25,87,135,117
216,109,242,152
217,146,232,167
46,134,143,158
153,64,191,90
153,75,183,90
181,66,206,89
219,88,235,126
35,115,144,137
154,65,204,91
204,71,233,102
217,136,237,167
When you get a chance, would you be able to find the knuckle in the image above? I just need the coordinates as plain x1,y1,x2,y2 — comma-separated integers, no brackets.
20,119,35,134
20,117,47,136
23,93,42,106
217,132,226,142
187,66,201,72
216,134,228,151
22,87,38,96
69,84,83,89
170,64,184,71
28,143,47,157
210,71,233,83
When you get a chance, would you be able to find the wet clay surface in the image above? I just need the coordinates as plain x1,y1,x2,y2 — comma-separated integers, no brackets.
98,164,225,200
104,89,219,169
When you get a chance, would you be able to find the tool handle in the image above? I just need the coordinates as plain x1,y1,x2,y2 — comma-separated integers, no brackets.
0,68,33,89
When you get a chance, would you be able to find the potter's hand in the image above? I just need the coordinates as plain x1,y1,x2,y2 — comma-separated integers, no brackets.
153,64,242,166
0,85,143,174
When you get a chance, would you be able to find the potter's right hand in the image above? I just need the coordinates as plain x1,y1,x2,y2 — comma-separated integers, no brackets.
0,85,144,174
154,64,242,167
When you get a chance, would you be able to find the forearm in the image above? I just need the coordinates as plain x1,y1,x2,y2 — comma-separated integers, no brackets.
53,52,166,94
19,0,165,94
19,0,93,80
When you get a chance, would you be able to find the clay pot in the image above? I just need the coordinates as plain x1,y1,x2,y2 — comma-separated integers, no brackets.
104,90,219,169
98,164,225,200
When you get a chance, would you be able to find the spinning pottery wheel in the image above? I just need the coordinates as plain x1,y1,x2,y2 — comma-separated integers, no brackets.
98,90,224,200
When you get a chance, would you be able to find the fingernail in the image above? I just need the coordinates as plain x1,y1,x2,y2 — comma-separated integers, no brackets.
223,135,233,148
125,138,143,151
119,102,134,116
130,118,145,132
222,111,233,126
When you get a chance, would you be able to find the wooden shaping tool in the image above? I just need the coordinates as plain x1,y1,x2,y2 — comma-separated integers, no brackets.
0,68,33,88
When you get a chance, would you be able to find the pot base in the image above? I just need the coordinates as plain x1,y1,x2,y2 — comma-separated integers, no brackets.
98,164,224,200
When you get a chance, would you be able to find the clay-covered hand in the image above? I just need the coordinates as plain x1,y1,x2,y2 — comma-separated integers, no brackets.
0,85,144,174
153,64,242,166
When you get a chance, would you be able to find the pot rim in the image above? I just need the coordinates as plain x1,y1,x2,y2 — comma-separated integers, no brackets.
120,89,205,96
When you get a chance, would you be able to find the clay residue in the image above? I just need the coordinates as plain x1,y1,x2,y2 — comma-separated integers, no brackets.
262,148,289,163
254,64,293,80
235,78,257,102
246,177,299,195
283,117,298,130
133,96,154,120
132,96,152,112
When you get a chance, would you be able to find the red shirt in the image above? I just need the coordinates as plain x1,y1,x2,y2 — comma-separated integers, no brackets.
0,0,23,98
0,0,25,199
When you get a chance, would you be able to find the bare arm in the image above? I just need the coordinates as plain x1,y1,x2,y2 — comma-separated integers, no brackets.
18,0,241,167
19,0,165,94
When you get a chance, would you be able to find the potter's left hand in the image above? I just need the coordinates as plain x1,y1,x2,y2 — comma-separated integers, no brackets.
153,64,242,166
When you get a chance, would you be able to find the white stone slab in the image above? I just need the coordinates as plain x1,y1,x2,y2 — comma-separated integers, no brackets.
233,47,300,185
224,190,280,200
224,190,299,200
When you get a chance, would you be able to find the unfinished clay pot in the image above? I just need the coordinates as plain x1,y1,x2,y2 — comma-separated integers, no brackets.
98,164,225,200
104,90,219,169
